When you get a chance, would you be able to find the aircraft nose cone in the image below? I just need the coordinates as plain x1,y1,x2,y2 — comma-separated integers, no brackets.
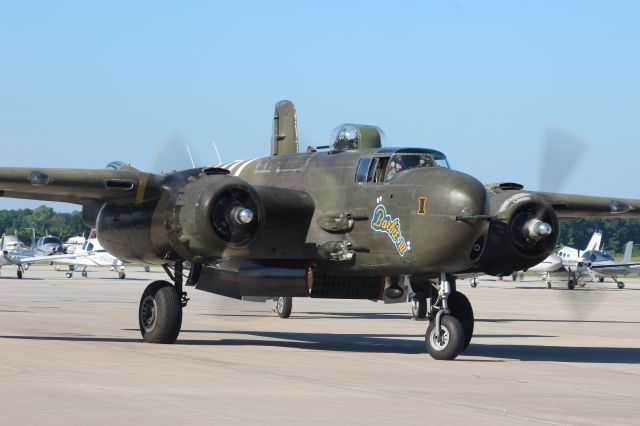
548,254,563,270
447,172,489,217
422,171,490,272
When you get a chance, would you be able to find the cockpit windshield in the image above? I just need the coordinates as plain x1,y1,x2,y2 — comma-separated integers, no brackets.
386,152,449,181
42,236,60,245
581,250,615,263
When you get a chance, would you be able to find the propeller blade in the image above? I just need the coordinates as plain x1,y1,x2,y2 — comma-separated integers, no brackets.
538,126,588,193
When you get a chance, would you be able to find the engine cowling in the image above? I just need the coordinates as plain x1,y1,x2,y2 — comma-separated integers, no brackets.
169,174,264,262
477,192,559,276
96,173,263,264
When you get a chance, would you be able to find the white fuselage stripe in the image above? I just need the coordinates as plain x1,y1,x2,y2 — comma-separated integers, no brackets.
227,160,245,174
234,159,256,176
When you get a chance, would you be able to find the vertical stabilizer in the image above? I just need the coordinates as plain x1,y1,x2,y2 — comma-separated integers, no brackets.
623,241,633,263
271,100,298,156
585,230,602,251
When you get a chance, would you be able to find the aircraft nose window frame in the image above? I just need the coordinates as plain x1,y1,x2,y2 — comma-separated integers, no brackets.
385,153,439,182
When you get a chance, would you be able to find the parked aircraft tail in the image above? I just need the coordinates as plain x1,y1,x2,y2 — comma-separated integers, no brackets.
585,230,602,251
622,241,633,263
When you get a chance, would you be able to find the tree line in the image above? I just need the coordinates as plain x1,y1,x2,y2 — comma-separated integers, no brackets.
1,206,640,256
558,217,640,256
0,206,87,245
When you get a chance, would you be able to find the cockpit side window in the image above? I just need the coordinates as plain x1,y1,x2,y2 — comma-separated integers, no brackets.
355,158,372,183
372,157,389,183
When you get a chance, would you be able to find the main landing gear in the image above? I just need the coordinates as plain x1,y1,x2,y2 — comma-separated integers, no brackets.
273,297,293,318
567,272,578,290
612,276,625,289
139,262,190,343
412,273,474,360
469,276,479,288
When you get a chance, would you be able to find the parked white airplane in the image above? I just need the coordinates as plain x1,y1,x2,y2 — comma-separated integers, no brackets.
0,233,29,253
557,230,639,289
525,253,563,289
63,234,86,254
52,238,127,279
467,231,603,289
0,247,77,279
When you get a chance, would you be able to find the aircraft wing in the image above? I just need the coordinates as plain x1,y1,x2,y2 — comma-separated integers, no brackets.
535,192,640,218
10,252,84,265
0,167,147,205
590,263,640,269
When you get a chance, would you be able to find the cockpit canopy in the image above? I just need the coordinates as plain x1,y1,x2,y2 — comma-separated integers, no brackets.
330,124,385,152
39,236,61,246
385,151,450,181
581,250,615,263
355,148,451,183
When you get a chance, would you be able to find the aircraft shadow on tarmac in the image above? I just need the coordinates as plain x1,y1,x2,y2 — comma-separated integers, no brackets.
3,330,639,364
201,311,412,320
477,318,640,325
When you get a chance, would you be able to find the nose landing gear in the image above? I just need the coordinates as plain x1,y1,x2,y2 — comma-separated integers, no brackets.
423,273,475,360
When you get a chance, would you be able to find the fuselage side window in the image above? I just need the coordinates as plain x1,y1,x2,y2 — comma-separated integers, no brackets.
355,158,372,183
373,157,389,183
367,158,378,182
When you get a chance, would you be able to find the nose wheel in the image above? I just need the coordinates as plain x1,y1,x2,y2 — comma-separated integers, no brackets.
426,315,465,360
424,273,475,360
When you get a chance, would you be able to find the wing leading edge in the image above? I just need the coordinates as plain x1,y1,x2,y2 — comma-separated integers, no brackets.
0,167,148,205
536,191,640,218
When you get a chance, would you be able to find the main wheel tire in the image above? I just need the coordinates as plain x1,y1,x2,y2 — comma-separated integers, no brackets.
411,292,427,320
81,271,88,277
139,280,182,343
275,296,292,318
470,278,478,288
568,279,575,290
598,277,605,282
66,272,73,278
447,291,474,351
118,272,126,279
617,282,625,289
425,315,465,360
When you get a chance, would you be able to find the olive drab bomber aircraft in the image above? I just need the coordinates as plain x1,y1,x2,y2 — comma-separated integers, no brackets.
2,100,640,360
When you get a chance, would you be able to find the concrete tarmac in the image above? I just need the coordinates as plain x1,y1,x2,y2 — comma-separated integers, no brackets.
1,265,639,425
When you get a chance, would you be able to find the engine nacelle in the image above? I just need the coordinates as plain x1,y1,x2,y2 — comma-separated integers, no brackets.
168,173,263,263
477,192,559,276
96,173,263,264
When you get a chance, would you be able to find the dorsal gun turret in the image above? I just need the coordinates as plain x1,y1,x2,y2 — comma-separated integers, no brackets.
330,124,385,152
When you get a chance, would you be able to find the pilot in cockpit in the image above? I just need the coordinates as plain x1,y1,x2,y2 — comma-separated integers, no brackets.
387,154,438,181
419,154,435,167
386,156,404,180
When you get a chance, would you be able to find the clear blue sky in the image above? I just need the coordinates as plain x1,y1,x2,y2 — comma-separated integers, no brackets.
1,1,639,211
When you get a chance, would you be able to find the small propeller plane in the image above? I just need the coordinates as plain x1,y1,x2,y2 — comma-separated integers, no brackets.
2,100,640,360
558,234,639,289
